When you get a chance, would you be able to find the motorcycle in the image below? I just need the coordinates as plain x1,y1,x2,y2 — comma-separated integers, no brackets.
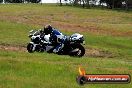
27,30,85,57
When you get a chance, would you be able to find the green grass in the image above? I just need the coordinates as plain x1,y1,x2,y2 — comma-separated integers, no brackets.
84,34,132,58
0,21,32,45
0,4,132,88
0,50,132,88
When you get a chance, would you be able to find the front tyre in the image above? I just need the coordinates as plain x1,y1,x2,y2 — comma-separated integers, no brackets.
27,43,34,53
70,44,85,57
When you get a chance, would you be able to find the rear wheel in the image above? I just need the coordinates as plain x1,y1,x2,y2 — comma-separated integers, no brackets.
27,43,34,53
70,44,85,57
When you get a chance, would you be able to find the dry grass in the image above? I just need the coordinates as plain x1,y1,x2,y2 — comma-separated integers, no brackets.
0,4,132,37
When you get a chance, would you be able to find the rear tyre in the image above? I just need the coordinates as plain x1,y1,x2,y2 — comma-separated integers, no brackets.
70,44,85,57
27,43,34,53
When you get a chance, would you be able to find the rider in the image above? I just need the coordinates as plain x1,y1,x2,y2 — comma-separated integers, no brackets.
43,24,65,53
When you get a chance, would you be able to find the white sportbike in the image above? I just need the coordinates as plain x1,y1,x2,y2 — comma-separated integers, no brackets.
27,30,85,57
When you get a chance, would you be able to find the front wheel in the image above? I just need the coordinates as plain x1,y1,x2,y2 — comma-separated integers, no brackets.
27,43,34,53
70,44,85,57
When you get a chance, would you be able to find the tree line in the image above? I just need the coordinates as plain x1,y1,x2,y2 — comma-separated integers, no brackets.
60,0,132,9
0,0,132,10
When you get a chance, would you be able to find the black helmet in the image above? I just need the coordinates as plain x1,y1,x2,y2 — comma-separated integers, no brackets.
44,24,53,35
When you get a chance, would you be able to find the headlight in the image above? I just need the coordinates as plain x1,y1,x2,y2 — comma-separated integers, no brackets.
28,34,33,38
